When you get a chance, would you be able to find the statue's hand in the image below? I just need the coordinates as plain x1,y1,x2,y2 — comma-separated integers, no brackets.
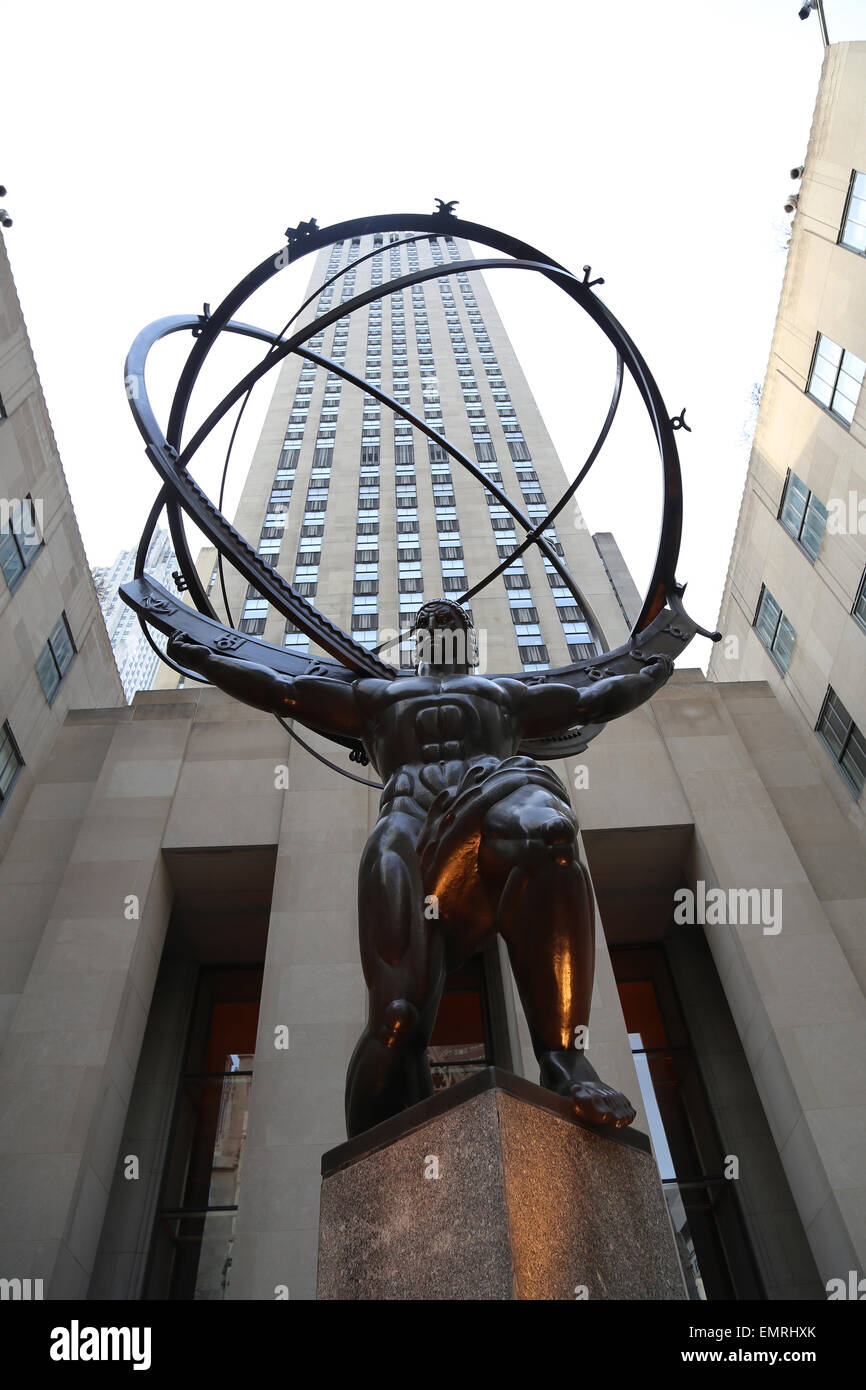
167,632,212,670
641,654,675,686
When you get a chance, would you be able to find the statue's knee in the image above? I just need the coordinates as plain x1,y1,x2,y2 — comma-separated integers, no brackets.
483,820,578,875
544,823,577,867
376,998,420,1049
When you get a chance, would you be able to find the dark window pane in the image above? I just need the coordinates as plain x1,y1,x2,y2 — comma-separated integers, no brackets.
800,496,827,560
36,644,60,703
842,724,866,795
779,473,808,538
754,587,781,649
0,531,25,588
0,723,24,800
818,690,850,760
772,615,796,672
50,614,75,673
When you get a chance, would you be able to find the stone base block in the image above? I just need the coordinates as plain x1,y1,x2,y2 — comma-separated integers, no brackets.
317,1067,686,1300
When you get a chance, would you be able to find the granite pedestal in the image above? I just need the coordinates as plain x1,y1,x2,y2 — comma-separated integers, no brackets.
316,1068,686,1300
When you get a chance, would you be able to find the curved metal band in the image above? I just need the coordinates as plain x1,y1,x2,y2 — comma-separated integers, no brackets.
125,268,612,663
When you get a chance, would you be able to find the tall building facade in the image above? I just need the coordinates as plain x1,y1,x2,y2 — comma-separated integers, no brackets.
0,230,123,854
93,529,177,700
711,42,866,852
2,206,866,1304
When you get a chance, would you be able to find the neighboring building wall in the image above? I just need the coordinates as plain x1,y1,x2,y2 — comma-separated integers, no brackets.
0,229,123,1042
0,687,288,1297
711,42,866,847
583,672,865,1298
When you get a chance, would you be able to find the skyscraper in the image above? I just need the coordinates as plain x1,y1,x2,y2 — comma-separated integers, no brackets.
212,227,625,688
93,529,178,700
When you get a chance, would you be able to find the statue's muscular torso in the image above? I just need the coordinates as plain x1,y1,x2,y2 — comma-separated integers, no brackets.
354,673,525,819
167,633,669,828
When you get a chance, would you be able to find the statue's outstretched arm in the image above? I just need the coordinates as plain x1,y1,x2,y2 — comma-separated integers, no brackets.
513,656,674,740
167,633,366,737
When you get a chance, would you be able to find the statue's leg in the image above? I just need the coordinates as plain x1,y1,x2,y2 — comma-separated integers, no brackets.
480,786,636,1128
345,811,446,1138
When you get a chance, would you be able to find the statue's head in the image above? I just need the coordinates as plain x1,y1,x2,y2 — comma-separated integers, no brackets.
411,599,477,673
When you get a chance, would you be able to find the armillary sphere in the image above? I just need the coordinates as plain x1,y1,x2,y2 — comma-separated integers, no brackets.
120,203,720,785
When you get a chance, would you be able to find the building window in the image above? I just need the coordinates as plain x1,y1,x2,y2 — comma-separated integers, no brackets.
839,170,866,254
240,598,267,635
610,944,763,1299
518,643,549,664
816,688,866,797
806,333,865,427
854,568,866,633
146,967,263,1299
0,494,43,590
753,585,796,673
284,628,310,652
0,720,24,809
35,612,76,705
561,620,592,645
778,471,827,562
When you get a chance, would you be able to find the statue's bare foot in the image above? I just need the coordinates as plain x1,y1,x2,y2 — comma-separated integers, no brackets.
539,1049,636,1128
568,1078,636,1128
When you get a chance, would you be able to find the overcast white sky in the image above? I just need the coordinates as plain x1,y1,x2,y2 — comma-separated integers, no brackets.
4,0,866,662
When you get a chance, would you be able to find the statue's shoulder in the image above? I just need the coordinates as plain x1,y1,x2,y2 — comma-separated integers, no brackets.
488,675,530,704
354,674,424,707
